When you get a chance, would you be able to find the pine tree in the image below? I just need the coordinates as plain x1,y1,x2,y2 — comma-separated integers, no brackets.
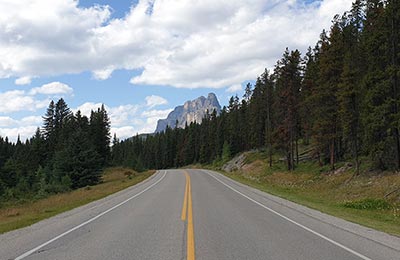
313,21,345,170
274,49,303,170
243,83,253,103
42,100,55,140
337,3,365,174
362,0,396,169
53,129,102,189
249,77,266,148
89,105,111,166
301,47,319,146
387,0,400,169
42,100,56,159
262,70,275,167
54,98,73,150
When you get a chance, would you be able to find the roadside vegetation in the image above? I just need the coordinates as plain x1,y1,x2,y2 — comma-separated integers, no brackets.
111,1,400,236
0,168,154,234
113,1,400,177
0,98,112,204
212,150,400,236
1,0,400,237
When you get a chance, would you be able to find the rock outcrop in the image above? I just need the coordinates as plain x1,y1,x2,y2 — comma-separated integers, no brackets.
155,93,221,133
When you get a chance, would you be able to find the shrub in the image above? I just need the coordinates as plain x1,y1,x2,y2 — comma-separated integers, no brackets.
343,198,392,210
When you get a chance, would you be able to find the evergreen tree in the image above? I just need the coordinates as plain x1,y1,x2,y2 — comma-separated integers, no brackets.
338,3,365,174
313,21,345,170
53,129,102,189
274,49,303,170
362,0,396,169
90,105,111,166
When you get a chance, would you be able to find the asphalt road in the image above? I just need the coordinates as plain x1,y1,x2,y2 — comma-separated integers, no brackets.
1,169,399,260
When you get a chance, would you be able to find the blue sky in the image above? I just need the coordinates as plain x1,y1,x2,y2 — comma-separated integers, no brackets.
0,0,351,141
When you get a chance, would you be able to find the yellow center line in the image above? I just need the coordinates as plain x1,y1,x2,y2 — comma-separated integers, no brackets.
181,173,189,221
187,173,195,260
181,171,195,260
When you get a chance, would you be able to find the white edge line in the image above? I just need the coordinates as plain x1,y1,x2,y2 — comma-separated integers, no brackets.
15,170,167,260
204,170,372,260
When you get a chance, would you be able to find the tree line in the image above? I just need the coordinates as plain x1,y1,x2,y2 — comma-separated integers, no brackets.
0,99,111,202
0,0,398,202
112,0,400,174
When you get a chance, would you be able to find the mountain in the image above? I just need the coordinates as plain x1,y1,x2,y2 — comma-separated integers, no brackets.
155,93,221,133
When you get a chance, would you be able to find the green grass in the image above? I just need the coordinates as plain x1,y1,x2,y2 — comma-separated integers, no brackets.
0,168,154,234
212,154,400,237
342,198,392,210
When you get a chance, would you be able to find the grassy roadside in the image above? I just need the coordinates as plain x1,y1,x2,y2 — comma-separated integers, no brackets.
207,152,400,237
0,168,155,234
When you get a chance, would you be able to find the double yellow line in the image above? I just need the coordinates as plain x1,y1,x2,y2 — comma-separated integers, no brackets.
181,171,195,260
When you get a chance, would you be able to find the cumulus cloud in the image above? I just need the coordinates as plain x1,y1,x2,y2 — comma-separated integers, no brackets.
92,67,114,80
74,102,172,139
0,116,16,127
20,115,43,125
145,95,168,108
1,91,171,140
139,108,172,133
0,126,39,141
111,126,137,140
0,0,111,78
0,115,42,127
141,109,172,118
0,81,72,114
74,102,140,127
0,90,48,113
0,115,42,141
1,100,171,141
74,102,104,116
15,76,32,85
30,81,73,96
226,84,243,93
0,0,352,89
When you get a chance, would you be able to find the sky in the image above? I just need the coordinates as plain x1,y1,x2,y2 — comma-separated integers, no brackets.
0,0,352,141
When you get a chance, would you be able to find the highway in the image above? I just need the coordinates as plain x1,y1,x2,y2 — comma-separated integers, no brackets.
1,169,399,260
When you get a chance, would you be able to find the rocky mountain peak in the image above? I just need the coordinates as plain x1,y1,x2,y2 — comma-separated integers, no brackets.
155,93,221,133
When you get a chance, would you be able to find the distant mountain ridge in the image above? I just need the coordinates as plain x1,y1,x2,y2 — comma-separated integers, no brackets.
155,93,221,133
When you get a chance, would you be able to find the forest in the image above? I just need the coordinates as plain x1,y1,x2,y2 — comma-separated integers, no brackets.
1,0,399,202
0,99,111,202
112,0,400,174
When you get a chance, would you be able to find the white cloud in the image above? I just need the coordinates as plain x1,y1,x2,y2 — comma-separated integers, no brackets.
74,102,141,127
109,104,139,127
74,102,104,116
0,90,48,113
145,95,168,108
111,126,137,140
0,82,72,114
0,116,16,127
0,0,352,89
15,76,32,85
141,109,172,118
0,115,42,127
0,115,43,140
92,67,114,80
112,106,171,135
0,0,111,78
0,126,38,141
20,115,42,126
74,102,169,138
30,82,73,96
0,97,170,141
226,84,243,93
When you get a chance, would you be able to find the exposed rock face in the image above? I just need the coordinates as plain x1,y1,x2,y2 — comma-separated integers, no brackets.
155,93,221,133
222,153,247,172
